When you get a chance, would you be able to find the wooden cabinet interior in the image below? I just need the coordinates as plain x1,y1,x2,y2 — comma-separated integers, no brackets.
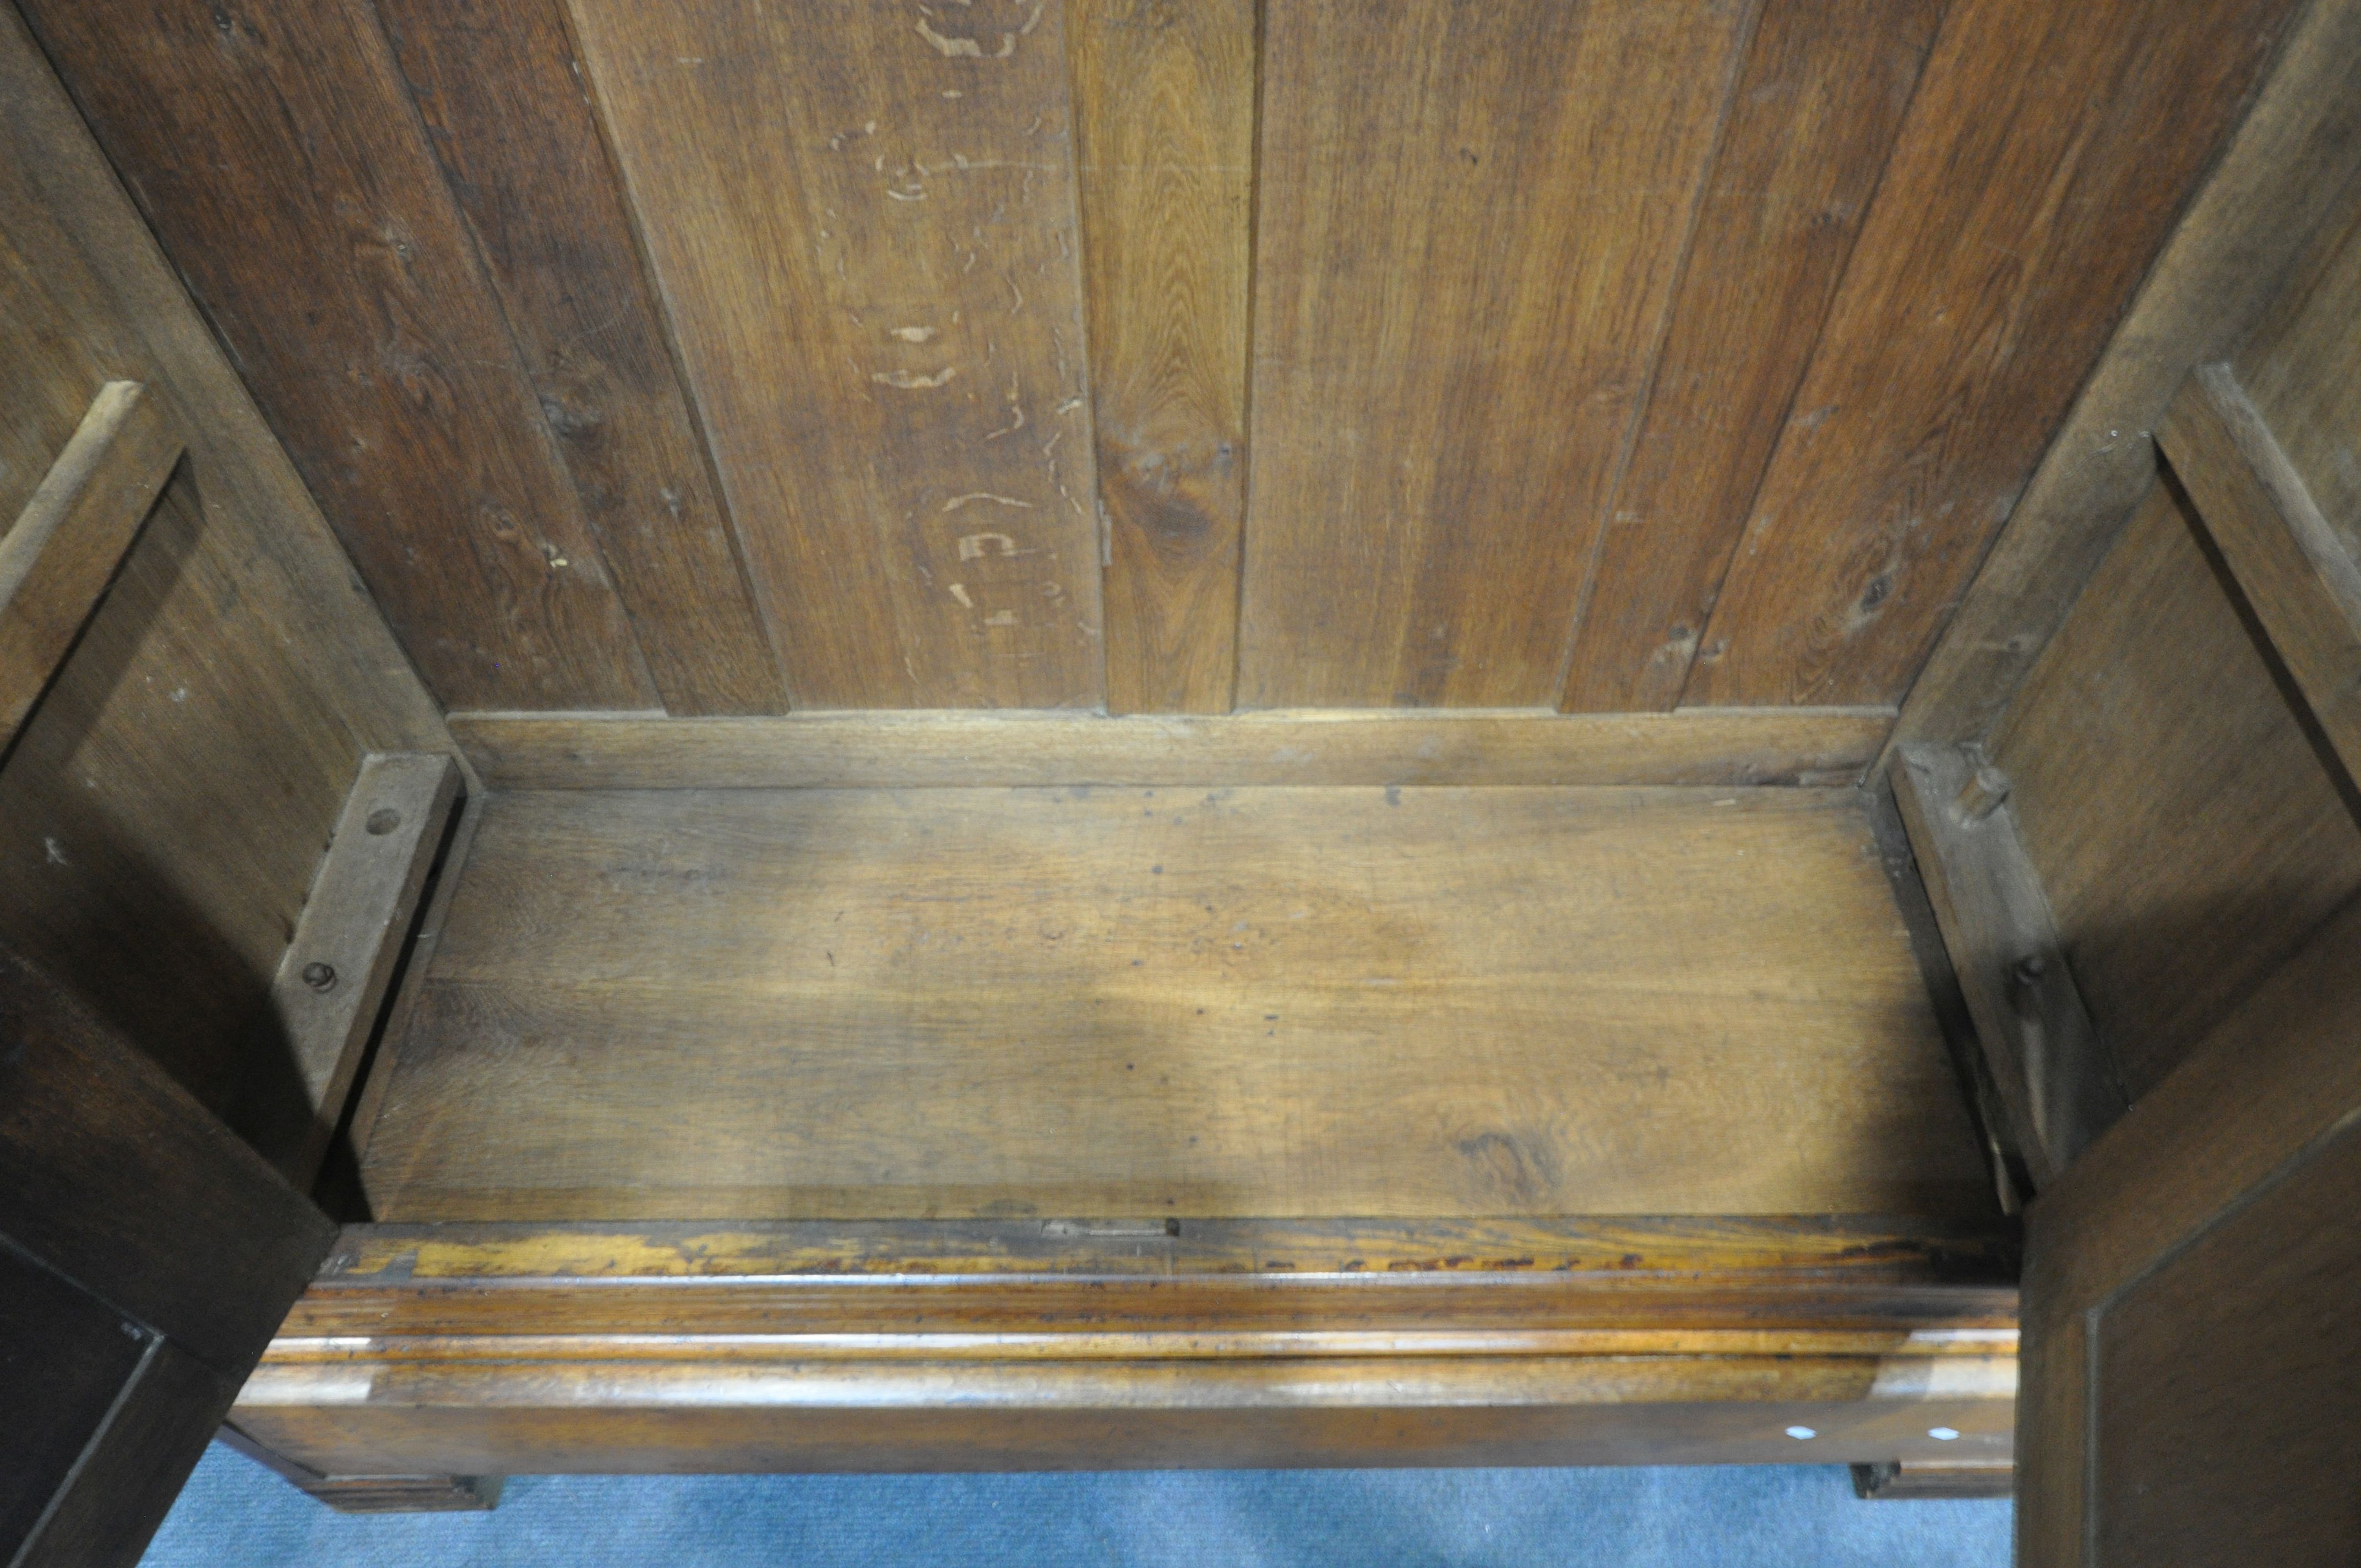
3,0,2359,1559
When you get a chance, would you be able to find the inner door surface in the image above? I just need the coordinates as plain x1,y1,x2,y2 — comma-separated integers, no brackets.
2014,899,2361,1566
0,948,338,1568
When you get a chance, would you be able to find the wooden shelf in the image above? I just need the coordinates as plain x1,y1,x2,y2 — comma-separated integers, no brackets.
354,783,1998,1224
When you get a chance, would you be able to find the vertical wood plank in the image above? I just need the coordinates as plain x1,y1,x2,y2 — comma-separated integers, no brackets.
1239,0,1756,709
568,0,1105,710
1557,0,1942,714
19,0,660,711
1070,0,1254,715
1683,0,2302,707
371,0,788,714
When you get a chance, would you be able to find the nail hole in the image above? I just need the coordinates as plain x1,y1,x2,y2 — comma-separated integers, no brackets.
366,808,402,835
301,962,337,992
1785,1426,1817,1441
1928,1427,1961,1441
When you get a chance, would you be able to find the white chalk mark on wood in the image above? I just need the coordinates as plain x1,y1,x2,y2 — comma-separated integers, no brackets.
959,531,1020,560
873,367,958,389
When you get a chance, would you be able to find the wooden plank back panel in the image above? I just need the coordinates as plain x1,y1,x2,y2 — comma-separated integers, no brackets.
19,0,660,712
357,785,1996,1222
1558,0,1942,714
568,0,1105,710
1071,0,1254,715
1684,0,2302,707
1987,483,2361,1102
1238,0,1756,709
372,0,788,715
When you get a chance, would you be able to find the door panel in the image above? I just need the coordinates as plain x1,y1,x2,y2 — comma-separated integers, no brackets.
0,946,338,1566
2018,897,2361,1566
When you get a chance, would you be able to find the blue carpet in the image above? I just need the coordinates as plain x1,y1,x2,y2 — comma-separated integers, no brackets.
142,1444,2011,1566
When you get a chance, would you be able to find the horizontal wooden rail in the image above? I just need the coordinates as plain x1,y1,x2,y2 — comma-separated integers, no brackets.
2158,363,2361,788
0,380,183,749
446,707,1898,791
233,1217,2016,1478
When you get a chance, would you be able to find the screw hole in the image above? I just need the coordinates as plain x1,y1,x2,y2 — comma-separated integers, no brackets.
366,808,402,836
301,962,337,992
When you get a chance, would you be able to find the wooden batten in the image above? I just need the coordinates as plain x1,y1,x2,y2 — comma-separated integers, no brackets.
445,707,1895,791
247,754,463,1187
0,380,182,750
1890,743,2126,1185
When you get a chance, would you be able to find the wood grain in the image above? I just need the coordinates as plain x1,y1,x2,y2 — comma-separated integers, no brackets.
18,0,659,711
1070,0,1253,714
2241,165,2361,553
1558,0,1942,713
2160,364,2361,788
235,1215,2011,1478
2017,897,2361,1568
246,754,462,1185
2092,1117,2361,1567
0,469,367,1134
373,0,786,715
1685,0,2302,707
447,707,1895,790
15,1342,239,1568
0,3,451,765
1238,0,1756,707
567,0,1103,709
0,946,334,1567
236,1353,2014,1478
0,12,451,1135
1891,0,2361,754
302,1214,2020,1292
0,947,338,1376
1988,483,2361,1100
356,785,1994,1222
1891,744,2125,1184
0,382,184,748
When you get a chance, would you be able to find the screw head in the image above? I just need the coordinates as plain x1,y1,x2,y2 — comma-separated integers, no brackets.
301,961,337,992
